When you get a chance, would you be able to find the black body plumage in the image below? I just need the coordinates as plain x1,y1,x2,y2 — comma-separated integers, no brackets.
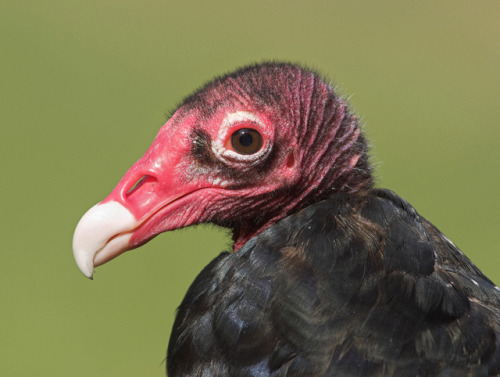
168,189,500,377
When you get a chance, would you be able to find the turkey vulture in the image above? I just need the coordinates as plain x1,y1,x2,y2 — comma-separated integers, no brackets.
73,63,500,376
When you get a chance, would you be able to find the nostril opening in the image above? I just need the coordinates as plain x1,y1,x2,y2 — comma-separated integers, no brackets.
126,175,157,197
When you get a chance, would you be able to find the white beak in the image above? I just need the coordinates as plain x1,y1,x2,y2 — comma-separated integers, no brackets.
72,201,137,278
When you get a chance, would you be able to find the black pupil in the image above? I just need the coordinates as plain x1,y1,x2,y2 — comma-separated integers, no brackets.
239,131,253,147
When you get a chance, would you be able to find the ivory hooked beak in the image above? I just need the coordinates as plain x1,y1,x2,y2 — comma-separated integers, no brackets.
73,201,138,278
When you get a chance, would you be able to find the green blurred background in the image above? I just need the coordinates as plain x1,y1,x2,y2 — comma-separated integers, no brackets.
2,1,499,376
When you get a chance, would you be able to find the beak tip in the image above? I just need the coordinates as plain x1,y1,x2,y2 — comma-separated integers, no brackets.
82,266,94,280
72,201,137,278
74,252,95,279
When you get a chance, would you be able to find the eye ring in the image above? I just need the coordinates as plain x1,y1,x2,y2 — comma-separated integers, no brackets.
227,128,263,155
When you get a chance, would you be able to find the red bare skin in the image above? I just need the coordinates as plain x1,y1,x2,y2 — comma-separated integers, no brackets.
98,64,372,255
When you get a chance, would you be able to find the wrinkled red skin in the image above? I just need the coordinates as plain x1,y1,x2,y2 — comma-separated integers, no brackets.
102,112,204,248
101,63,372,252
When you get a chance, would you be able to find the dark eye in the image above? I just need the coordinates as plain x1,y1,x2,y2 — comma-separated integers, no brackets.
229,128,263,155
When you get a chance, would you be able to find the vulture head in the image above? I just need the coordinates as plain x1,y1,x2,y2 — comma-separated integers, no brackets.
73,63,372,278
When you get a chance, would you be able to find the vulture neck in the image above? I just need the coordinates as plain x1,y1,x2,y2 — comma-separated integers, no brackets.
230,130,373,252
227,66,374,251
